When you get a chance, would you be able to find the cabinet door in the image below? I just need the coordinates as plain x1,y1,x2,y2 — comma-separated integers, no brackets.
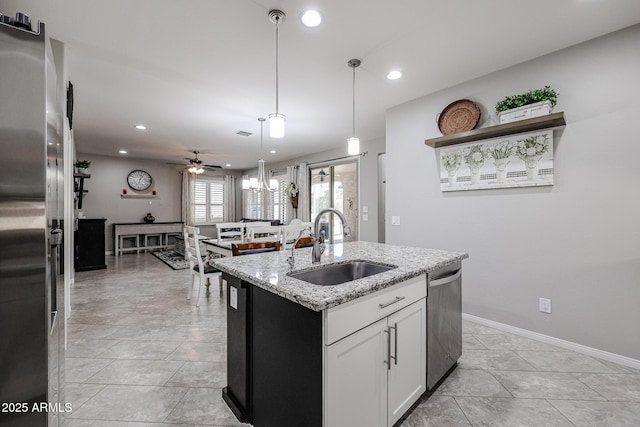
326,319,388,427
387,299,426,426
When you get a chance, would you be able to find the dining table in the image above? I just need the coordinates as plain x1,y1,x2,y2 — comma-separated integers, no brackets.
202,238,243,258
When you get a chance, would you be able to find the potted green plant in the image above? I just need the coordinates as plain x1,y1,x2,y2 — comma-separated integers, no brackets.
286,182,299,208
74,160,91,173
495,85,558,124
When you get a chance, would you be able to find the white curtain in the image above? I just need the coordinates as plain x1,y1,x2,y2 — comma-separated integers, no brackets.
181,171,193,226
286,165,297,223
297,162,310,221
223,175,235,222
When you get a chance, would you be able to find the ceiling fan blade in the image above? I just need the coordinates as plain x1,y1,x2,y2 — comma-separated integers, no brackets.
203,164,221,169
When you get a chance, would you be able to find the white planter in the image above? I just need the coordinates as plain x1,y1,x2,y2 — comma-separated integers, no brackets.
498,100,552,124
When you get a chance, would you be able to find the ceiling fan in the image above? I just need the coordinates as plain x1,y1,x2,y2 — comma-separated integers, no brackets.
184,150,221,173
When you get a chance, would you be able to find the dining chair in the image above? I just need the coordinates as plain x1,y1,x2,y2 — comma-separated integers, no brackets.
216,222,246,244
294,236,315,248
281,224,312,249
247,225,283,243
231,241,281,256
184,226,222,307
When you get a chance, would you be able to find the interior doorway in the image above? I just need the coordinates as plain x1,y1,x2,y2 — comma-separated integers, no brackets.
310,161,358,243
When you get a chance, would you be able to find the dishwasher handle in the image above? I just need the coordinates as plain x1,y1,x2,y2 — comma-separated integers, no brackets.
429,269,461,287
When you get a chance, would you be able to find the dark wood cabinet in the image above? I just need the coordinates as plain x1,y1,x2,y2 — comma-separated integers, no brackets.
75,218,107,271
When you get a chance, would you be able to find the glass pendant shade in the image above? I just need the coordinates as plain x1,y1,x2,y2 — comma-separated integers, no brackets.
268,113,286,138
347,137,360,155
255,158,271,191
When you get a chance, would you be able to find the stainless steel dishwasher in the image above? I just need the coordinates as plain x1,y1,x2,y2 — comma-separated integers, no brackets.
427,262,462,390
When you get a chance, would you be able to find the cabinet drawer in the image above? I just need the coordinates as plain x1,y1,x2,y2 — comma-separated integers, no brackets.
325,275,426,345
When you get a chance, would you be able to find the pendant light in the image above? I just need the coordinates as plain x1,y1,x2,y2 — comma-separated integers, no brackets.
268,9,286,138
347,58,361,155
255,117,272,192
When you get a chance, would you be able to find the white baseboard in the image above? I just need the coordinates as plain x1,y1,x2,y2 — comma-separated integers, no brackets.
462,313,640,370
105,250,114,255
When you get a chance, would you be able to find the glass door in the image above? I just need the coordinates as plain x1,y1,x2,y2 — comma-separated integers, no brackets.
310,161,358,243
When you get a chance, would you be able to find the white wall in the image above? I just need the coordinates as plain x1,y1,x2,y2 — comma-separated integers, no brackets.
386,25,640,359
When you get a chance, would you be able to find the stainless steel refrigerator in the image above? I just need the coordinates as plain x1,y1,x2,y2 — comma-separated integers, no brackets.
0,11,66,427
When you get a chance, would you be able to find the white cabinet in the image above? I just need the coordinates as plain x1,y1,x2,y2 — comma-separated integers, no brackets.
324,276,427,427
387,300,426,426
326,318,388,427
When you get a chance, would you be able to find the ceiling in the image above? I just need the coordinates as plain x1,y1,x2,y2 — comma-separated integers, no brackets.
3,0,640,170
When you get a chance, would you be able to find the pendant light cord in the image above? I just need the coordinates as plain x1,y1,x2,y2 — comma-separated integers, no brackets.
259,118,265,158
352,65,356,136
275,18,280,114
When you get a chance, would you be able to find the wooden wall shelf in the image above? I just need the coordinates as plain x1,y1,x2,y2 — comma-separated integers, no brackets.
424,112,566,149
74,173,91,209
120,194,159,199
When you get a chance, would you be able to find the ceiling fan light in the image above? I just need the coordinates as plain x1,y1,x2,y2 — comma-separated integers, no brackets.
347,137,360,155
188,163,204,174
268,113,286,138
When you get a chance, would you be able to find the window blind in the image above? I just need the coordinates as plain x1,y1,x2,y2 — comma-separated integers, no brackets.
191,176,225,225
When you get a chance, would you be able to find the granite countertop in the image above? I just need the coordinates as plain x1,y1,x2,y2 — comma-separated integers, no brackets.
209,241,468,312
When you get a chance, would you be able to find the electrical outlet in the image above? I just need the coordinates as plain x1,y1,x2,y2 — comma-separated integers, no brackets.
391,216,400,226
539,297,551,314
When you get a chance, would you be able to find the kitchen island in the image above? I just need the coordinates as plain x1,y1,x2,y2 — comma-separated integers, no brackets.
209,241,468,427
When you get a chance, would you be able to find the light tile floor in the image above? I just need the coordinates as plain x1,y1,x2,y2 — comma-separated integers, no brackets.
64,253,640,426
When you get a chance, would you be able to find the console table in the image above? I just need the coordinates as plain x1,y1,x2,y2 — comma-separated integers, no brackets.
113,221,184,256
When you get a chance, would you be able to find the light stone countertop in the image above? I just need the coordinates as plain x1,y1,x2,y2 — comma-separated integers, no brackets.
208,241,469,312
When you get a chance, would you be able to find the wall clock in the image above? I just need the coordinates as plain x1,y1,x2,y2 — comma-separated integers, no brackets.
127,169,153,191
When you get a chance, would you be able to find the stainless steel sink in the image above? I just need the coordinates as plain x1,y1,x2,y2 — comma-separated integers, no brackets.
288,260,397,286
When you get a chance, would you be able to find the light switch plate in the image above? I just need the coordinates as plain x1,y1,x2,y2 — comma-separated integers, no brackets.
539,297,551,314
391,216,400,226
362,206,369,213
230,286,238,310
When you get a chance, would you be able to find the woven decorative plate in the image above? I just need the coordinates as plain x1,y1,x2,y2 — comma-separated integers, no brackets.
437,99,481,136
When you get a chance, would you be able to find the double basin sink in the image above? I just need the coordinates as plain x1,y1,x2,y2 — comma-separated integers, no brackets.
288,260,396,286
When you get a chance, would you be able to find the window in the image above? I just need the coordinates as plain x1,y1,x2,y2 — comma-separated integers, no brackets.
241,174,285,220
191,176,224,225
272,172,288,223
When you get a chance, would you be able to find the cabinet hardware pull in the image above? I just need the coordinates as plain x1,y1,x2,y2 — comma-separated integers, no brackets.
379,296,405,309
384,328,391,370
389,323,398,365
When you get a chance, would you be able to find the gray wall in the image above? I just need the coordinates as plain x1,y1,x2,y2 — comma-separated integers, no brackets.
385,25,640,359
76,154,183,252
247,137,386,243
76,154,244,250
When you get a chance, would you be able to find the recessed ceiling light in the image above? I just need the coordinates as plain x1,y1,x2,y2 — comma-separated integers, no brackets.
386,70,403,80
300,10,322,27
225,163,231,167
135,124,147,130
119,150,127,154
270,150,276,154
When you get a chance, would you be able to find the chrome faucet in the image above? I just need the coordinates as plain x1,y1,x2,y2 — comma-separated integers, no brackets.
287,227,312,268
312,208,351,263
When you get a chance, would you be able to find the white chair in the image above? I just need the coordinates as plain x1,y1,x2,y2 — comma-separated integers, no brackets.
184,226,222,307
243,221,273,236
281,224,313,249
216,222,246,244
247,225,283,243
